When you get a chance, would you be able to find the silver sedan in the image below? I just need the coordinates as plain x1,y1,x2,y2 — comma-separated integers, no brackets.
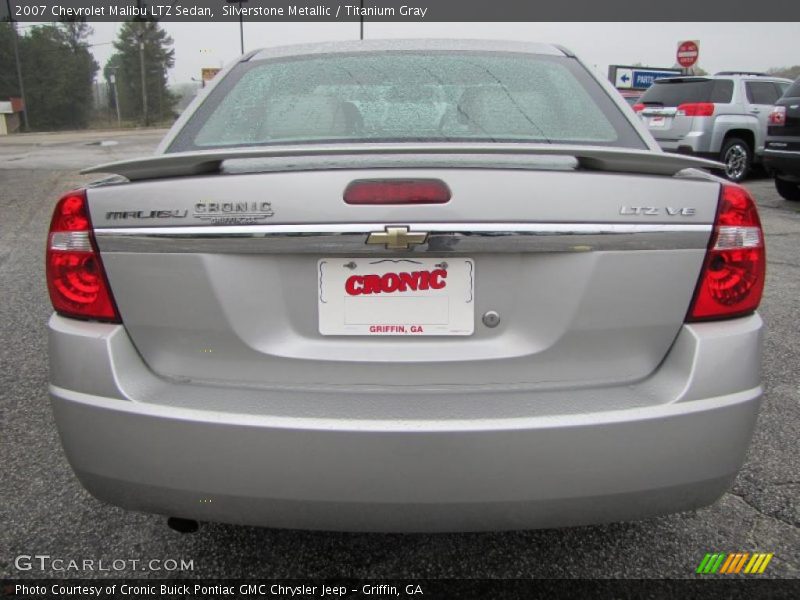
46,40,765,531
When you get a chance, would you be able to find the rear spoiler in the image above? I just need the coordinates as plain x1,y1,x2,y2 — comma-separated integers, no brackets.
81,143,725,181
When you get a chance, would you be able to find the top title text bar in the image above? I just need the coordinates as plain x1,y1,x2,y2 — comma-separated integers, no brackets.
3,0,800,22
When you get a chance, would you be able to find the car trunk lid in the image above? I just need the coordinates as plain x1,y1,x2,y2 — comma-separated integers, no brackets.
87,157,721,390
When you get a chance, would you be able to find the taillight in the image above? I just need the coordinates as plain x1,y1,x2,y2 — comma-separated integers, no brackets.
768,106,786,126
632,103,645,113
46,190,120,322
344,179,451,205
687,184,765,321
677,102,715,117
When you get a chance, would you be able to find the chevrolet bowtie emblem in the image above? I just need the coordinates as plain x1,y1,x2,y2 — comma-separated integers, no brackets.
366,226,428,250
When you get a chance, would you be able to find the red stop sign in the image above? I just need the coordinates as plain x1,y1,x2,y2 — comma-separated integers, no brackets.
677,41,699,68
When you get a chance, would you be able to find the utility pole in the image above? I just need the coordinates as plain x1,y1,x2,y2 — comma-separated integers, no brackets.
139,37,148,125
139,35,149,125
238,1,244,54
360,0,364,40
225,0,248,55
109,72,121,127
5,0,29,130
137,1,148,125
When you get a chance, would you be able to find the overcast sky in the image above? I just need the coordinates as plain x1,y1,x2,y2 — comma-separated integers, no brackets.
60,21,800,83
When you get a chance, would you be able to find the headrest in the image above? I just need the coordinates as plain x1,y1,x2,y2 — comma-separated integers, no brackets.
263,96,351,139
457,87,554,137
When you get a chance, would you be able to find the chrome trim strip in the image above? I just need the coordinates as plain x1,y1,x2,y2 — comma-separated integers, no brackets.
764,149,800,156
94,223,712,254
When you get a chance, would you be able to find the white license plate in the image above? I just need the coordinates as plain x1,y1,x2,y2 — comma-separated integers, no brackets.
318,258,474,336
649,115,667,128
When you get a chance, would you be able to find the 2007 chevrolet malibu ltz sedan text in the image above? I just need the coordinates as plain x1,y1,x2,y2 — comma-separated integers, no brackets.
46,40,765,532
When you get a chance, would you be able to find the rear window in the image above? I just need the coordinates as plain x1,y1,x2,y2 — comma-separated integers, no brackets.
169,52,645,151
639,78,734,106
783,78,800,99
745,81,783,105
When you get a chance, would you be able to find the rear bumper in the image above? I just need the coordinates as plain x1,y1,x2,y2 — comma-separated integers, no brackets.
653,131,714,156
49,313,763,532
763,149,800,180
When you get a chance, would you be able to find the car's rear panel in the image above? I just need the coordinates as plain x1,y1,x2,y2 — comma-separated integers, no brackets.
764,91,800,179
87,165,718,402
767,94,800,151
637,77,735,152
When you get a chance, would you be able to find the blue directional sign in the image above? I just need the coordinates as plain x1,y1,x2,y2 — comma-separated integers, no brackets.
632,69,681,89
610,65,682,91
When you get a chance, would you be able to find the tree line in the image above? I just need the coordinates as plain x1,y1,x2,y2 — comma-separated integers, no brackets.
768,65,800,80
2,24,800,133
0,18,177,131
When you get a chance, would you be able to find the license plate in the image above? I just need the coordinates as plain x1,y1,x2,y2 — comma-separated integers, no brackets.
649,115,667,128
318,258,475,335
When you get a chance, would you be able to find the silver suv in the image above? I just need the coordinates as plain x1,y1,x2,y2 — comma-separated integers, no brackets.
636,73,792,182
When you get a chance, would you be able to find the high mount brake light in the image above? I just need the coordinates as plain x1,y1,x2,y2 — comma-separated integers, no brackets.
677,102,715,117
344,179,451,205
632,103,645,113
46,190,120,322
687,184,765,321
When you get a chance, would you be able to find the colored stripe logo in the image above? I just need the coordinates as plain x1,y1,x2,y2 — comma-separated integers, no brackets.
696,552,773,574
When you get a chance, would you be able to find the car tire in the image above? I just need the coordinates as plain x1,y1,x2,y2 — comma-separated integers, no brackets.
720,138,752,183
775,177,800,201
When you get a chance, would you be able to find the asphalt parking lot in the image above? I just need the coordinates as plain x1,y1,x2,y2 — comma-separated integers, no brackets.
1,129,798,579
